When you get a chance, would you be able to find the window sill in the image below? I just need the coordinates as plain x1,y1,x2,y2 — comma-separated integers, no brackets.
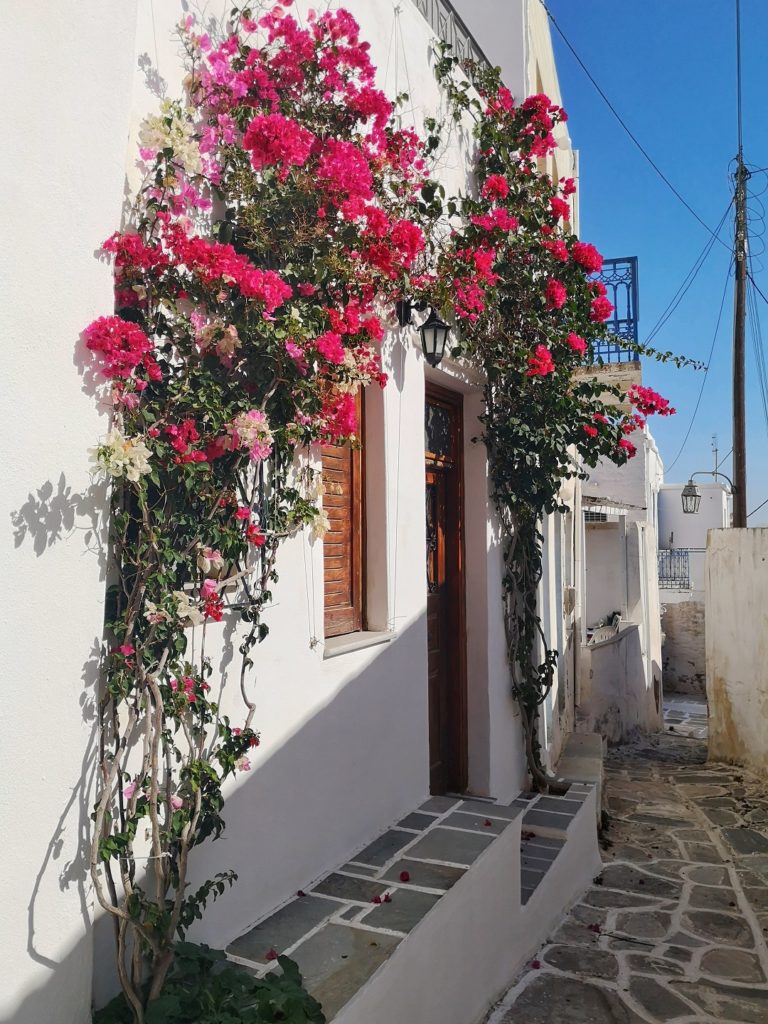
323,630,395,660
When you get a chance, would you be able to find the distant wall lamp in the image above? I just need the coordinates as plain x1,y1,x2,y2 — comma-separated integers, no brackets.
681,471,734,515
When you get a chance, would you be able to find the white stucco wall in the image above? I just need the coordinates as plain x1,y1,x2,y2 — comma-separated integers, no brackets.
0,4,139,1022
4,2,576,1016
706,528,768,772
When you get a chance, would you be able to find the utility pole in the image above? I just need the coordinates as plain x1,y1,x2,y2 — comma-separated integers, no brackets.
732,0,748,527
733,153,748,527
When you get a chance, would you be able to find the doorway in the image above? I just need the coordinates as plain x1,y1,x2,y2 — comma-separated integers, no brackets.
425,382,467,794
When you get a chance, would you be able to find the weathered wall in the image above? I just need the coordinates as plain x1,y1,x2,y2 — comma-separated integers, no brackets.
0,4,139,1021
706,528,768,772
661,598,706,695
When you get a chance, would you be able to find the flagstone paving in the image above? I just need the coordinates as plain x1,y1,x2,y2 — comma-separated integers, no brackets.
486,722,768,1023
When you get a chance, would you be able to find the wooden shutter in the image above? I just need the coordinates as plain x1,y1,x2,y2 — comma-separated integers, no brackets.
322,397,364,637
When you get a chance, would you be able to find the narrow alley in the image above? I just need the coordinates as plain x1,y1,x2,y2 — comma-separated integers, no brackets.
487,698,768,1023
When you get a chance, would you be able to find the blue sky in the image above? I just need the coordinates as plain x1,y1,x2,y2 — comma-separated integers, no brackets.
546,0,768,522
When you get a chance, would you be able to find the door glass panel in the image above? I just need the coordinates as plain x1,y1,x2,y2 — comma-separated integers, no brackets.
425,402,453,462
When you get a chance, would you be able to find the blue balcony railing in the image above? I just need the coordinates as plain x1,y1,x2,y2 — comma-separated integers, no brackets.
592,257,640,362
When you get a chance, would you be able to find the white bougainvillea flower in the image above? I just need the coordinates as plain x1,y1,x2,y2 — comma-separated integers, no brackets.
90,428,152,482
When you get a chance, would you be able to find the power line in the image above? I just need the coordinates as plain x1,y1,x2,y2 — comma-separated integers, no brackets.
540,1,731,250
749,493,768,516
643,201,733,347
665,257,734,473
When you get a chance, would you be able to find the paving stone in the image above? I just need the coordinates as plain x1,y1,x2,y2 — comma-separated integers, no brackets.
290,923,401,1019
338,906,363,922
665,929,708,948
534,796,583,816
670,979,768,1023
682,843,725,864
583,889,662,909
521,842,561,862
615,910,672,939
600,864,682,898
227,895,338,963
457,797,522,820
664,944,695,962
396,812,437,831
498,975,645,1023
406,826,494,866
353,829,414,867
549,920,601,946
683,910,755,947
722,826,768,855
688,884,739,910
380,858,465,891
360,888,441,933
686,865,731,886
700,947,766,982
522,808,572,833
313,873,387,904
419,795,460,814
339,862,379,876
443,810,509,835
743,886,768,911
625,952,686,976
628,976,694,1019
542,944,618,979
701,807,742,826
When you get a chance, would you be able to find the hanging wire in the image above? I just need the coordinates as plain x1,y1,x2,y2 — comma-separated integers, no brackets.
748,494,768,518
539,0,731,250
642,201,733,348
746,253,768,436
665,257,734,472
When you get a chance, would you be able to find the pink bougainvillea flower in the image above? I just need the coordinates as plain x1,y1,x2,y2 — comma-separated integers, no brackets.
527,345,556,377
530,959,541,970
550,195,570,221
399,870,410,882
544,278,567,310
315,330,346,364
571,241,603,273
619,438,637,458
590,295,614,322
480,174,509,201
242,113,315,176
265,948,278,961
566,332,587,355
123,781,137,801
170,795,184,811
583,425,598,438
371,895,382,904
116,644,135,656
383,893,392,903
297,890,306,898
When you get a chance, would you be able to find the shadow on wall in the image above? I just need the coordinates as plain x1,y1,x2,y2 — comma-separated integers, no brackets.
11,474,108,565
81,612,429,1010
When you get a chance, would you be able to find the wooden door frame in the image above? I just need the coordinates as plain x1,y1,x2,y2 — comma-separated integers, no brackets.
425,380,468,793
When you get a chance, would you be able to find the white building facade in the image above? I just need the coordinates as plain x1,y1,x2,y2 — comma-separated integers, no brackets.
2,3,599,1022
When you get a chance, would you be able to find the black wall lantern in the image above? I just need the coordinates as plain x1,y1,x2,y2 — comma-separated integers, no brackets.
419,308,450,367
681,470,734,515
395,299,451,368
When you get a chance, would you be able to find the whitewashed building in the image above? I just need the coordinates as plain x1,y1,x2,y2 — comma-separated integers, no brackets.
658,480,731,694
2,4,603,1023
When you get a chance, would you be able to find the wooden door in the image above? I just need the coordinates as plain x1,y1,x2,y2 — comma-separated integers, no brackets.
425,384,467,794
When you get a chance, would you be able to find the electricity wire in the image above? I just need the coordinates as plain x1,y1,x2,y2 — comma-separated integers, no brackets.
539,0,731,250
748,494,768,518
665,257,734,473
746,254,768,438
642,201,733,348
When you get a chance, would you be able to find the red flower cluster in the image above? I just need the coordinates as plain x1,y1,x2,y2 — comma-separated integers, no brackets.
543,239,569,262
550,196,570,221
166,419,207,464
566,332,587,356
480,174,509,201
84,316,159,381
470,208,518,233
315,331,346,365
628,384,676,417
527,344,556,377
242,112,315,177
545,278,567,310
571,241,603,274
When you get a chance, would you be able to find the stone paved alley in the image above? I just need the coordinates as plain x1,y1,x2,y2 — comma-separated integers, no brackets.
486,699,768,1023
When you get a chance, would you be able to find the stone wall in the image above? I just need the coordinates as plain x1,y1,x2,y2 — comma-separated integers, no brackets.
661,598,706,695
706,528,768,773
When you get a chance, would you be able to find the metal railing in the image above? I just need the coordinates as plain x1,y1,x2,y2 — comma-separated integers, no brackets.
411,0,492,68
658,549,691,590
592,257,640,362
